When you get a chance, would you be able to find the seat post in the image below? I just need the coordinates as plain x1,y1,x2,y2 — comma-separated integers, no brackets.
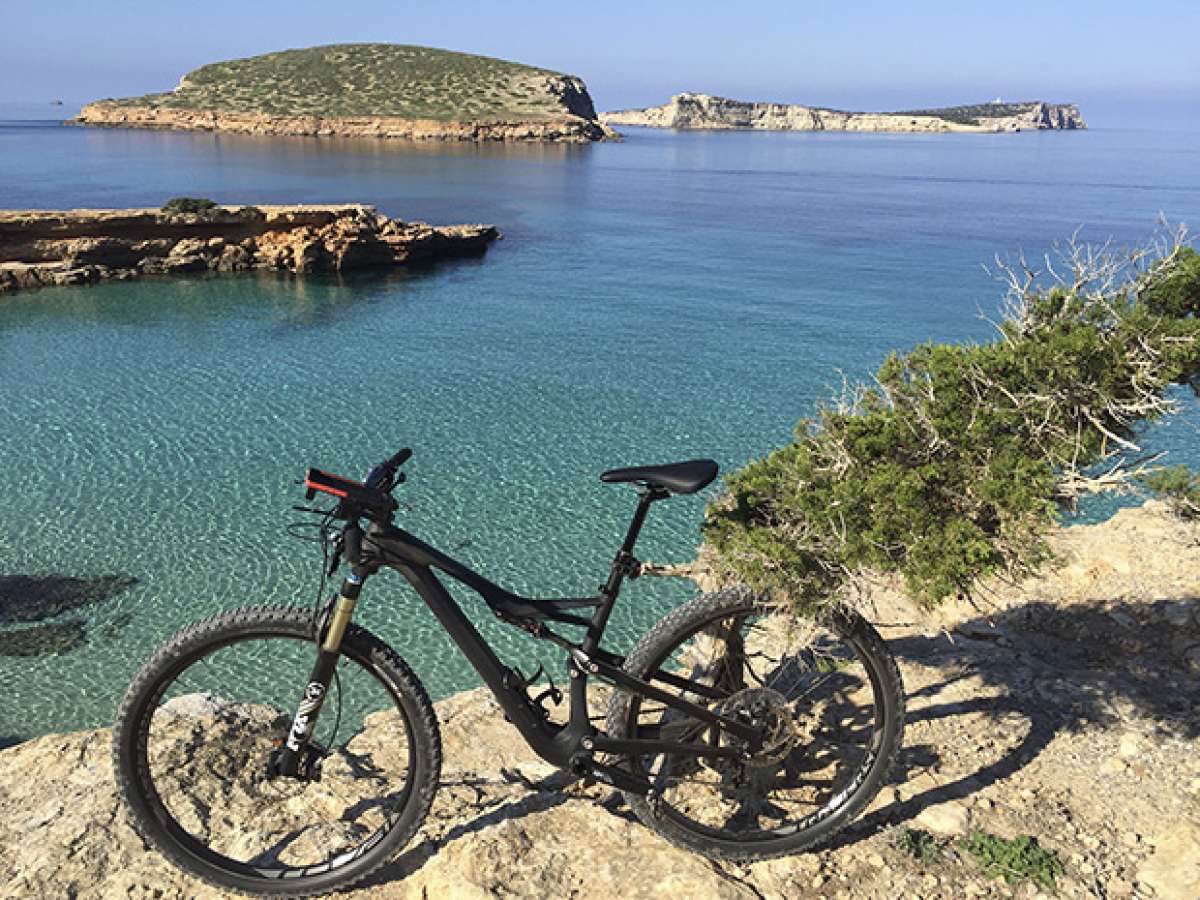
619,485,665,555
584,485,666,651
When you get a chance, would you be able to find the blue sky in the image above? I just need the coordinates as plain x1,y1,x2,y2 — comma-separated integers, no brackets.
2,1,1197,127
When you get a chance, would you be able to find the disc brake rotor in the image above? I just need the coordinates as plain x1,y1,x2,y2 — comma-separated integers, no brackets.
710,686,798,770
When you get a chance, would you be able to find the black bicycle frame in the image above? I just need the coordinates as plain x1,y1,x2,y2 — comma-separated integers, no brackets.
276,489,762,794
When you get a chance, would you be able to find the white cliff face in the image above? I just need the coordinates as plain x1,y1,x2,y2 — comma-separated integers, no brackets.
602,93,1086,133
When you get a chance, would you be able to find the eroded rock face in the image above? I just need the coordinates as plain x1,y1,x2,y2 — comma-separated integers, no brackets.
0,205,500,295
603,93,1086,133
73,104,618,143
1137,820,1200,900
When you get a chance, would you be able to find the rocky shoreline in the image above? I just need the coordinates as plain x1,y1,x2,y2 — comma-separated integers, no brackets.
603,93,1086,133
73,103,618,143
1,501,1197,898
0,204,499,295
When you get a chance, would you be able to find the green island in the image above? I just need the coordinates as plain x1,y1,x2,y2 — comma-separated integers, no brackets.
74,43,615,142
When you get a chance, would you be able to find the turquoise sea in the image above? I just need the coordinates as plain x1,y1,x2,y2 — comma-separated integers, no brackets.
1,112,1198,741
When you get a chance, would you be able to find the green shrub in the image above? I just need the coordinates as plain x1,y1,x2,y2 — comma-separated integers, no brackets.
704,238,1200,612
894,828,943,863
1139,464,1200,518
161,197,218,215
959,831,1064,888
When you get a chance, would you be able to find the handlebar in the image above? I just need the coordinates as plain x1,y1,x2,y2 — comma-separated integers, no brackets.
304,447,412,522
364,447,412,491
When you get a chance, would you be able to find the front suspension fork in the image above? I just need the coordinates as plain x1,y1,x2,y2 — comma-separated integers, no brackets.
270,570,364,777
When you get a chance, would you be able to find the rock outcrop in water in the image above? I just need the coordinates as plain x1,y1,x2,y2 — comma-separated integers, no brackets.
1,501,1198,898
73,43,617,144
602,93,1086,133
0,574,138,624
0,205,499,294
0,574,138,658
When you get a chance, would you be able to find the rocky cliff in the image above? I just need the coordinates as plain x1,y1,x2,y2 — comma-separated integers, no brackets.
1,501,1197,898
0,205,499,294
602,93,1086,133
73,43,617,143
73,105,616,143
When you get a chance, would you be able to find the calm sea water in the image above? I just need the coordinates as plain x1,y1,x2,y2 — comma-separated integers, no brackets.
1,116,1198,740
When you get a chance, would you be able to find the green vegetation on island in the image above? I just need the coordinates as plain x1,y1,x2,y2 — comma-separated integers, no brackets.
104,43,595,122
897,101,1071,126
704,232,1200,611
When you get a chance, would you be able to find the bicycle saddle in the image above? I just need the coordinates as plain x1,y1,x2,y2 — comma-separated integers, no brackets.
599,459,718,494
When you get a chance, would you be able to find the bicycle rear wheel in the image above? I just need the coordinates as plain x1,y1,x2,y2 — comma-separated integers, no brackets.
606,588,904,861
113,606,440,897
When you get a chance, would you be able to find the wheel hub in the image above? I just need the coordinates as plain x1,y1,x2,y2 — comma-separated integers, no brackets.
714,687,797,768
264,742,326,783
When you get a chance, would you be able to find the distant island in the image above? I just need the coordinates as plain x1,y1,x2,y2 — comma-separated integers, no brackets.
0,202,499,294
73,43,616,143
602,93,1086,133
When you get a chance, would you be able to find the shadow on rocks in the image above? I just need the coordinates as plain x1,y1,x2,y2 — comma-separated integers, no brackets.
359,771,587,888
831,595,1199,846
355,596,1200,873
951,595,1200,738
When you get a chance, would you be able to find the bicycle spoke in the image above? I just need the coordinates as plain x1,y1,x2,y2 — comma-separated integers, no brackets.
616,599,891,846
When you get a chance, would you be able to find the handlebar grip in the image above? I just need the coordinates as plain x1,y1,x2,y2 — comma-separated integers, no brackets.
305,468,396,521
365,448,413,489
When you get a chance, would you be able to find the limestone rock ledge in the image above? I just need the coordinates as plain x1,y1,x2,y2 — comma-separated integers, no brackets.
0,687,799,899
0,205,499,295
74,103,618,144
4,501,1199,899
603,92,1086,133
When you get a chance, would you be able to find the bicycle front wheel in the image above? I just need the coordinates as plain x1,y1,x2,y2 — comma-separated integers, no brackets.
606,589,904,861
113,606,441,897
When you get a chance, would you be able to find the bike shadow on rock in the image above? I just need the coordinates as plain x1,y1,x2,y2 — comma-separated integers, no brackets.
359,595,1198,884
829,595,1199,848
359,770,588,888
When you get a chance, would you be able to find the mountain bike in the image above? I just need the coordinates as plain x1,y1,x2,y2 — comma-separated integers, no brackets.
113,447,905,896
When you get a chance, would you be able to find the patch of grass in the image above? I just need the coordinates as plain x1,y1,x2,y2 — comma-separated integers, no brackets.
894,828,943,864
111,43,590,122
959,831,1064,889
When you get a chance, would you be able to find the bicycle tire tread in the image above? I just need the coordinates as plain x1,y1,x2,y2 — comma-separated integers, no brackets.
606,588,905,862
112,605,442,898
